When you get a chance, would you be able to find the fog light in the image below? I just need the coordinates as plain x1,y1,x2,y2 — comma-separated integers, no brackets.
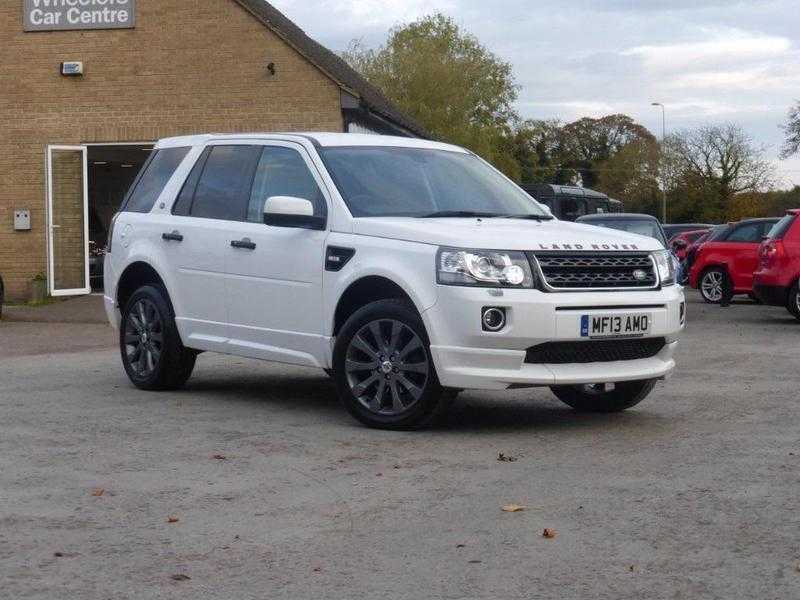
482,307,506,332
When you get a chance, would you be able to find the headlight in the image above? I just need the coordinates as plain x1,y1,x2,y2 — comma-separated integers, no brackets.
652,249,675,286
437,247,534,287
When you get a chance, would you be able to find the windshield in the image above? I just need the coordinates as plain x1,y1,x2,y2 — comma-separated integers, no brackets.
584,218,667,246
320,146,550,218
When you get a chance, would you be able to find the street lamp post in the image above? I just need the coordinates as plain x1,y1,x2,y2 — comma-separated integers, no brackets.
651,102,667,223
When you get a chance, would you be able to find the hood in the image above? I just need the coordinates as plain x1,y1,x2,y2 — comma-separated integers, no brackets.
351,217,663,252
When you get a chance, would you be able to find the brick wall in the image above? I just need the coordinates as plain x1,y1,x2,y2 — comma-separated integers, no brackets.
0,0,344,300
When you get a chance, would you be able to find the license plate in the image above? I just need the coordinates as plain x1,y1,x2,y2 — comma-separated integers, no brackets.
581,313,651,338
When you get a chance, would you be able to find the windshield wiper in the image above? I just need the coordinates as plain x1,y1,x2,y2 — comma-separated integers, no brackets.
417,210,504,219
502,214,555,221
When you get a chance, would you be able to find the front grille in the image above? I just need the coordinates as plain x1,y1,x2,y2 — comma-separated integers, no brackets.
525,337,666,364
530,252,657,290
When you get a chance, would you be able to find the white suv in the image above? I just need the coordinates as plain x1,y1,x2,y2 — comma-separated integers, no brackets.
104,133,684,429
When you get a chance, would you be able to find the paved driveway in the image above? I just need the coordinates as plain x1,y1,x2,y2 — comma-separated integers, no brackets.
1,294,798,599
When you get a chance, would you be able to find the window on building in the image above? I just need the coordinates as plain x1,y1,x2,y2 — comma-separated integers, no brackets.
247,147,326,223
124,147,189,213
188,146,261,221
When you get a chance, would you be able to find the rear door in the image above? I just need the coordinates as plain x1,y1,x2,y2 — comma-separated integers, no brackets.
223,142,330,367
165,144,262,351
724,222,765,290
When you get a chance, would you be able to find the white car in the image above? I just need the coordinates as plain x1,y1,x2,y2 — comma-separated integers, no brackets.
104,133,684,429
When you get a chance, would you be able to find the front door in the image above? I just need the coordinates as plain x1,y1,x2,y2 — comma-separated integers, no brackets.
224,142,330,368
47,145,90,296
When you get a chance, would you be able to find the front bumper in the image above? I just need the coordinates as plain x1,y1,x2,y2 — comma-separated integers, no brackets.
423,285,684,390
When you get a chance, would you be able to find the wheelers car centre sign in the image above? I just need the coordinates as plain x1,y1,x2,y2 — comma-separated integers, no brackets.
24,0,135,32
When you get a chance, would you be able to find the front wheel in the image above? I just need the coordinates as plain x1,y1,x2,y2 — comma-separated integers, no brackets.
550,379,657,413
120,285,196,391
332,299,448,430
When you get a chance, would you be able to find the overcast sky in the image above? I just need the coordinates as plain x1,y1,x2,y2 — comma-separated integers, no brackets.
270,0,800,187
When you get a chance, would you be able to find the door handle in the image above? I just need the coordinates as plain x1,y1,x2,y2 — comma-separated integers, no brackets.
230,238,256,250
162,231,183,242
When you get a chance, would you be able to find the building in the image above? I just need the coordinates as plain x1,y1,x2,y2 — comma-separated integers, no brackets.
0,0,425,300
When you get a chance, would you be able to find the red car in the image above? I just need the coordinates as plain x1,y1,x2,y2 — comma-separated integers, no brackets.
670,229,710,261
753,210,800,319
689,218,780,303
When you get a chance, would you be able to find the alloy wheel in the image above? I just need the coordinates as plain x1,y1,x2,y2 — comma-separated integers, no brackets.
123,298,164,377
701,271,724,302
345,319,429,416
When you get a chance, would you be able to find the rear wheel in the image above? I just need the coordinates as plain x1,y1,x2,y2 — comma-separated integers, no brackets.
699,268,727,304
550,379,657,413
120,285,196,390
333,299,448,430
786,282,800,320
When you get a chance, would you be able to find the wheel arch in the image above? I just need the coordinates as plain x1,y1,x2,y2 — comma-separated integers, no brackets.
116,261,172,313
332,275,417,337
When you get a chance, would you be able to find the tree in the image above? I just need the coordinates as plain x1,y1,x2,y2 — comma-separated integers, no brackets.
510,119,574,185
781,101,800,159
342,14,520,175
663,124,774,222
559,114,657,189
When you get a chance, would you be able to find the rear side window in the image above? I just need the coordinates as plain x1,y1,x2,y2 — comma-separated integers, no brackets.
183,146,262,221
123,147,189,213
766,215,796,240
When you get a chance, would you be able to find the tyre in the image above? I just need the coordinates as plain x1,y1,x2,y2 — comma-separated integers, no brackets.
786,281,800,320
550,379,657,413
332,299,447,430
120,285,196,391
748,293,762,304
699,267,727,304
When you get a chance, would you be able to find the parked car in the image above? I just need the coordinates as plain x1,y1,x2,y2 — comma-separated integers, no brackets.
689,218,780,303
670,229,711,261
663,223,713,241
575,213,683,282
521,184,622,221
753,210,800,319
104,133,684,429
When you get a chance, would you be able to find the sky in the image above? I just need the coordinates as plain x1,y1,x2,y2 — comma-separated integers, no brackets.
268,0,800,188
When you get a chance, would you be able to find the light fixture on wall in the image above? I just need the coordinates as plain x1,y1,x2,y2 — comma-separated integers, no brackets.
267,62,276,76
60,61,84,76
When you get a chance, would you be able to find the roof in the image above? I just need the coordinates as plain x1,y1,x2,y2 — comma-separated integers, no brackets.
577,213,660,221
521,184,609,199
233,0,428,138
156,132,465,151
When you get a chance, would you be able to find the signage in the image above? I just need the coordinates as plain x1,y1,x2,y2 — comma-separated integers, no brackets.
24,0,135,32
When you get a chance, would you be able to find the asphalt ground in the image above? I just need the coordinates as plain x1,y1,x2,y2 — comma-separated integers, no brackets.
1,292,798,599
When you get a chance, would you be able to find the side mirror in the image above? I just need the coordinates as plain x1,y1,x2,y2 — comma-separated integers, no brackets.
263,196,325,230
672,239,688,249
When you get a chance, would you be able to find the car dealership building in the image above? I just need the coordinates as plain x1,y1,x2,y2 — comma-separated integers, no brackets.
0,0,423,300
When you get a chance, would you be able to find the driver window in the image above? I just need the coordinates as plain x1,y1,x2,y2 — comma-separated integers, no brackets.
726,223,761,243
247,146,327,223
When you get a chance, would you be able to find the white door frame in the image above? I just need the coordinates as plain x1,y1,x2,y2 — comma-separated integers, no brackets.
46,145,90,296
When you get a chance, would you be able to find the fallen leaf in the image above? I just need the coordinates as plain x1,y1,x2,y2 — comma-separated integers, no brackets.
542,528,557,539
53,552,64,557
501,504,526,512
91,488,105,497
468,559,482,564
497,452,518,462
629,565,636,572
376,472,383,477
455,543,466,548
171,574,191,581
167,516,180,523
312,566,322,573
212,454,227,460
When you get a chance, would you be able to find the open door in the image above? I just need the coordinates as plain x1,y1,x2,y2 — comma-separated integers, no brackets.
47,145,90,296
